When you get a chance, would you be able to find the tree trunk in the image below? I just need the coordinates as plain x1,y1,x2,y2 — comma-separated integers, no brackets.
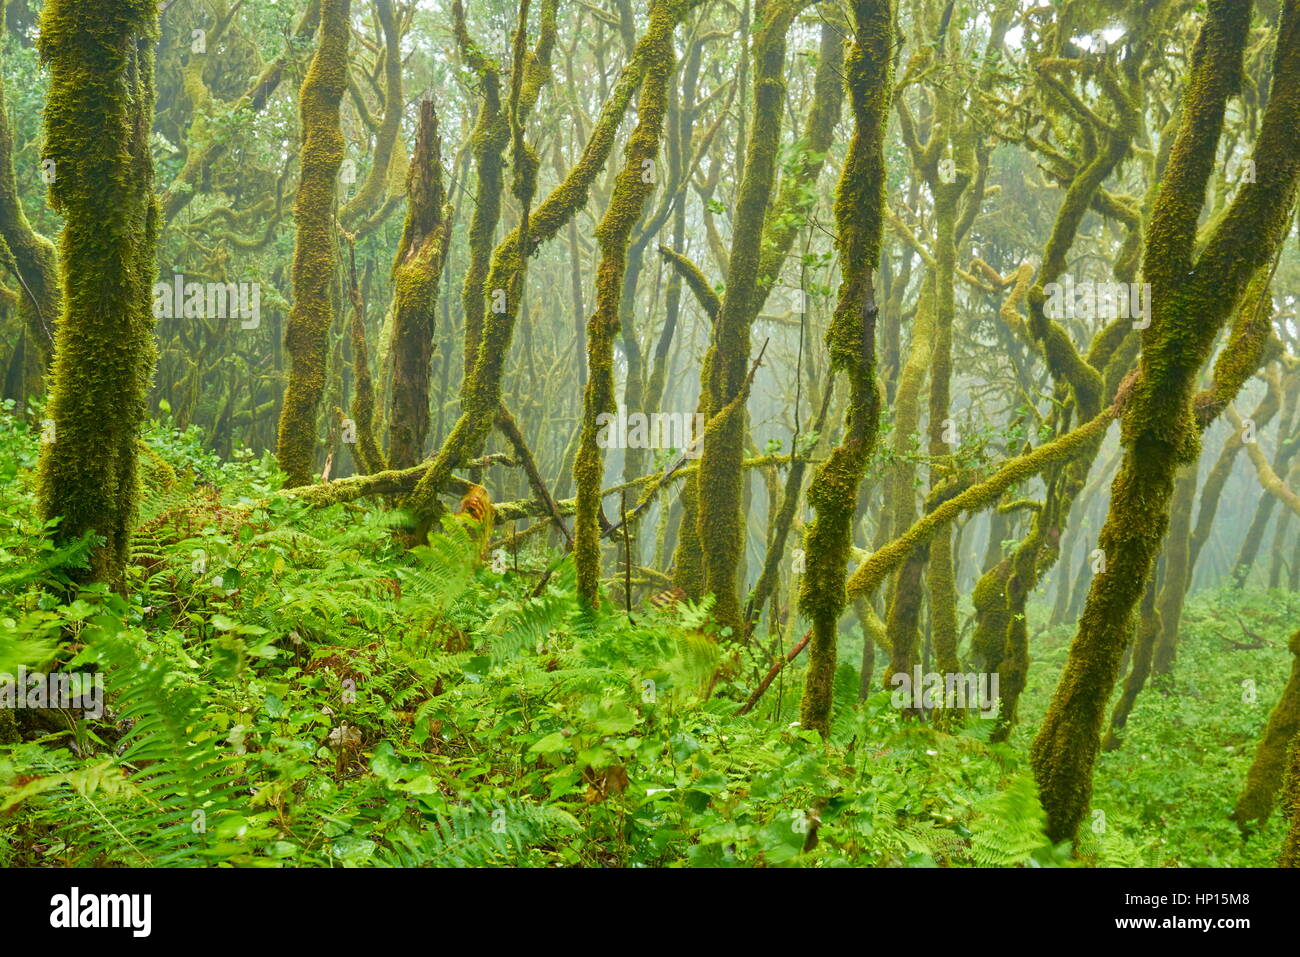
35,0,160,585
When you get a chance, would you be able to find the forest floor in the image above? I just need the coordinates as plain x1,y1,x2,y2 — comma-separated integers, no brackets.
0,405,1292,867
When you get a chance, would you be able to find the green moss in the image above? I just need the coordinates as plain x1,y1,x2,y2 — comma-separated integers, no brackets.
1030,0,1300,845
970,558,1013,671
34,0,160,585
798,0,892,736
847,408,1117,601
275,0,351,488
1279,734,1300,866
282,462,473,508
657,245,720,321
574,0,680,607
1233,629,1300,829
1193,265,1278,428
518,0,558,122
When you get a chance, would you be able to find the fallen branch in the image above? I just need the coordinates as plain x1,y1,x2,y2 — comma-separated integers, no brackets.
278,445,801,525
735,630,811,716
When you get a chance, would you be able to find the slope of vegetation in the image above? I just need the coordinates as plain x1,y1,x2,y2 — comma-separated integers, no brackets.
0,411,1292,867
1,0,1299,870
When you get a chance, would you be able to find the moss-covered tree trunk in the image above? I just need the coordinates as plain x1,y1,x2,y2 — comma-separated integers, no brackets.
386,99,453,470
0,0,58,400
574,0,678,606
34,0,160,585
798,0,892,736
1233,629,1300,829
694,0,810,632
1031,0,1300,845
275,0,351,488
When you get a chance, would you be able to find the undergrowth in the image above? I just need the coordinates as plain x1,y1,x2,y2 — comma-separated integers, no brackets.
0,405,1291,867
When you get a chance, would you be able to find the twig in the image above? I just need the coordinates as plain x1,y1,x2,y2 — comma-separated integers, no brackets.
735,630,811,716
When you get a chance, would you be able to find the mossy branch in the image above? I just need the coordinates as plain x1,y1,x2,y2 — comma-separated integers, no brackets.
656,244,719,321
846,408,1117,601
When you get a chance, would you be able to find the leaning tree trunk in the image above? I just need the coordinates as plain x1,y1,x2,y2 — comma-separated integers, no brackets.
35,0,160,585
1233,629,1300,830
1030,0,1300,845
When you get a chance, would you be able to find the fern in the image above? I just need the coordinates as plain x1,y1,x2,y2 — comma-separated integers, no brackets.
25,630,251,866
376,798,579,867
400,515,481,614
968,774,1052,867
0,530,93,592
479,589,572,665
